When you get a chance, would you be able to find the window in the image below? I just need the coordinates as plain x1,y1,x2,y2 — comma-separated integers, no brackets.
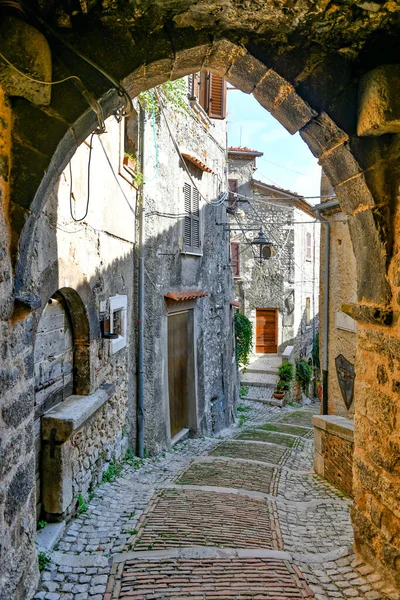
306,297,311,326
306,232,312,260
188,72,227,120
183,182,201,254
109,295,128,354
231,242,240,277
119,109,139,186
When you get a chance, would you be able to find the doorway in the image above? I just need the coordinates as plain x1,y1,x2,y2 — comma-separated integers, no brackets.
167,311,192,438
256,308,278,354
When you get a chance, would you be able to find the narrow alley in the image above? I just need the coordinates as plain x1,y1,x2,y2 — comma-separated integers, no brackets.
34,401,395,600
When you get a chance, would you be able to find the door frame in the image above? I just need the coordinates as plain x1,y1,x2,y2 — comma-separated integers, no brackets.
255,308,279,354
163,300,198,446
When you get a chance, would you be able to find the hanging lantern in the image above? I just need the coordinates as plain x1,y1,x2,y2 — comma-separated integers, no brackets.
251,228,274,263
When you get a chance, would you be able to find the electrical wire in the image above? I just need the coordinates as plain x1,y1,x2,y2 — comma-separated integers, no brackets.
69,132,95,222
258,156,315,179
19,1,133,121
97,136,136,216
0,50,106,133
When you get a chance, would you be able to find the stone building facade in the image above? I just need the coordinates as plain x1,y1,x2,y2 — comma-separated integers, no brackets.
228,148,319,360
2,0,400,593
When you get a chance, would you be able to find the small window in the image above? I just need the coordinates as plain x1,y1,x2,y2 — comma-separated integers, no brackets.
109,295,128,354
119,109,139,186
306,232,312,260
231,242,240,277
306,297,311,326
189,71,227,120
183,182,201,254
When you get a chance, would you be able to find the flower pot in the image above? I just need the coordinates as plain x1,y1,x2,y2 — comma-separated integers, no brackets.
273,392,285,400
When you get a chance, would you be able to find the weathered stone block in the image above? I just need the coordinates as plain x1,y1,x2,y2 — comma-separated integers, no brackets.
347,210,390,305
358,65,400,136
319,142,362,187
203,40,246,76
42,440,73,516
300,112,348,158
5,462,34,524
0,17,51,106
271,91,317,135
2,387,34,428
253,70,293,113
0,432,23,479
226,53,268,94
171,44,211,79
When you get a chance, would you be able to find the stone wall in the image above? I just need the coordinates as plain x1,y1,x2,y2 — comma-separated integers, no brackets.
319,207,357,417
313,415,354,497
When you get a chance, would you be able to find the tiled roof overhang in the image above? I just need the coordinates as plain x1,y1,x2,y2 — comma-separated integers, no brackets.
230,301,240,308
165,291,208,302
182,153,214,173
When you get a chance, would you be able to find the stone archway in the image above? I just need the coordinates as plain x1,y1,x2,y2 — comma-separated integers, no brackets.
1,1,400,595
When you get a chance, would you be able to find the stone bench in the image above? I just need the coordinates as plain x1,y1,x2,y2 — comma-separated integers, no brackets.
41,383,115,520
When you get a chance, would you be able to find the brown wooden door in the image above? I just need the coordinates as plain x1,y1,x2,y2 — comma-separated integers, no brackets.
256,308,278,353
168,311,189,437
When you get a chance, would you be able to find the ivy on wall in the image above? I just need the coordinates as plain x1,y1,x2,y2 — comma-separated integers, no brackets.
235,312,253,368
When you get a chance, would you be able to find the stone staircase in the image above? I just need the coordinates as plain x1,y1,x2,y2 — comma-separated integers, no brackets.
240,354,284,407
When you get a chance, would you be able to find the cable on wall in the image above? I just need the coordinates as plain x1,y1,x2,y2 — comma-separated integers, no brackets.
69,132,95,222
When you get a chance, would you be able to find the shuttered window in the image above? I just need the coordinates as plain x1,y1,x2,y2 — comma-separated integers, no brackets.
207,73,227,120
306,232,312,260
189,72,227,120
231,242,240,277
183,182,201,254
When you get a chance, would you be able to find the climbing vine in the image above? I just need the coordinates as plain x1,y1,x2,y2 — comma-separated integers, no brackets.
235,312,253,368
295,359,313,393
138,79,191,117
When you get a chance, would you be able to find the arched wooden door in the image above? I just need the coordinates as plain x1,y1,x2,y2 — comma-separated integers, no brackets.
34,296,74,520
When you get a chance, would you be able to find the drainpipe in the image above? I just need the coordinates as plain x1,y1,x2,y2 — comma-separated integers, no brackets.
137,107,145,458
313,199,339,415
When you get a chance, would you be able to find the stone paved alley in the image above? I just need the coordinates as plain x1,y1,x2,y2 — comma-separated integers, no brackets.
34,402,397,600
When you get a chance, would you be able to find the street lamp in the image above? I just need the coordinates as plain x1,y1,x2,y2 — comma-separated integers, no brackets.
251,228,274,263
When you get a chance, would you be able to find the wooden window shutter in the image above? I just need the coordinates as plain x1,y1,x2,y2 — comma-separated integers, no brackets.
207,73,227,120
306,232,312,259
184,182,192,248
231,242,240,277
184,182,201,253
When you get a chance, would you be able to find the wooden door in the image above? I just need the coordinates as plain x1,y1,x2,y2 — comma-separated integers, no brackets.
168,311,189,437
256,308,278,353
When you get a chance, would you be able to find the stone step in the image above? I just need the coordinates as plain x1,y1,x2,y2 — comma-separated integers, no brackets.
245,396,285,408
245,365,280,375
240,372,278,388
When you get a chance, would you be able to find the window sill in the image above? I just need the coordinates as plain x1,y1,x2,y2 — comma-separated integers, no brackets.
181,250,203,257
41,383,115,443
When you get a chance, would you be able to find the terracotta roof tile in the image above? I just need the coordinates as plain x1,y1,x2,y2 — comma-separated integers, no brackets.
182,153,214,173
165,291,208,302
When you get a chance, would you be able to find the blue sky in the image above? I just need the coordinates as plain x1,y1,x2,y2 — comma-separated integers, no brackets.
227,89,321,200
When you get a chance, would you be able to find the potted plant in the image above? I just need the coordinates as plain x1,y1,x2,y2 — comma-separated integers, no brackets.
273,379,286,400
295,359,313,400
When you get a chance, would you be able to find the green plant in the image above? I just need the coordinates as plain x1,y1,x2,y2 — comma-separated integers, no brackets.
77,494,88,515
37,520,47,530
237,414,248,427
235,312,253,368
274,380,286,393
102,461,124,483
296,359,313,392
38,550,51,571
278,362,294,386
239,385,248,398
236,404,250,413
124,448,144,469
312,331,320,369
139,79,191,117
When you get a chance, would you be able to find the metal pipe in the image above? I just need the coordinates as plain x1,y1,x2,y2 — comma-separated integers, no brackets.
311,199,340,212
316,208,330,415
137,108,145,458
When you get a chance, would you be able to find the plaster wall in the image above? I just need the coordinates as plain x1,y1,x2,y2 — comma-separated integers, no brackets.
319,211,357,417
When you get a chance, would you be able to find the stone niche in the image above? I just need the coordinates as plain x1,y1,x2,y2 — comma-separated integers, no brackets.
313,415,354,497
41,383,118,520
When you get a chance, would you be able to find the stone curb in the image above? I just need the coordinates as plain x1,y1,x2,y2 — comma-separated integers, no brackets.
112,546,293,563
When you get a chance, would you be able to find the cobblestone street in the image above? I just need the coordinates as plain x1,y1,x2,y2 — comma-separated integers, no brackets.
34,402,397,600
